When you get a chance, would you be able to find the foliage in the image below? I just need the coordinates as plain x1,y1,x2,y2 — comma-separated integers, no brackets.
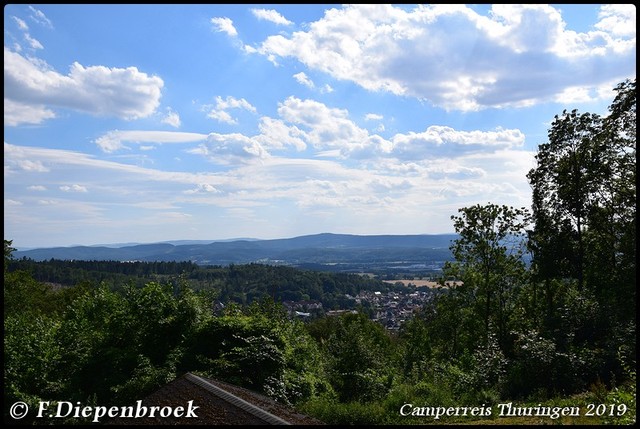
181,297,332,406
6,258,400,311
4,239,16,273
444,203,530,354
4,313,63,424
299,396,388,425
306,312,398,403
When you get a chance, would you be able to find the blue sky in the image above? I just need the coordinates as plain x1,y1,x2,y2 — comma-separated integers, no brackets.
4,4,636,248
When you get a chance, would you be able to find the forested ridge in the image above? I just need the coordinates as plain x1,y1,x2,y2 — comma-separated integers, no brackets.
4,79,635,425
5,258,406,310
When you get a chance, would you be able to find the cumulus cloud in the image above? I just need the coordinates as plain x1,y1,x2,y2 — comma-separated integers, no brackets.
90,96,526,166
211,17,238,37
255,117,307,151
277,96,371,151
389,126,525,160
4,47,164,126
206,96,256,124
250,4,636,111
4,98,56,126
321,84,333,93
595,4,636,38
293,72,315,88
162,108,181,128
187,133,269,165
251,8,292,26
233,96,526,162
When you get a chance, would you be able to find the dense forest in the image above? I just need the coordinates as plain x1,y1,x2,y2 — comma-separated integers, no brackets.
5,258,410,310
4,79,635,425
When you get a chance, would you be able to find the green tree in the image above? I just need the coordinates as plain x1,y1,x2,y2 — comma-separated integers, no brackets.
524,79,636,393
308,313,397,403
4,239,16,273
444,203,530,352
527,79,635,312
185,297,331,405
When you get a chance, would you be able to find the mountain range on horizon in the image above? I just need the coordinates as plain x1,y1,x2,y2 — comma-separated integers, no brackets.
12,232,459,270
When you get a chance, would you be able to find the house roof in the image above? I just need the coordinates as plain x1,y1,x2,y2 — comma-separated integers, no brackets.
106,372,325,425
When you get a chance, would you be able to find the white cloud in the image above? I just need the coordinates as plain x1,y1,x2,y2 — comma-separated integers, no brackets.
212,94,528,168
246,96,527,162
10,14,44,52
293,72,314,88
60,184,88,193
216,96,257,113
5,142,210,183
4,98,56,126
595,4,636,38
365,113,383,121
162,108,181,128
24,34,43,50
27,185,47,191
389,126,525,160
251,4,636,111
211,17,238,37
255,117,307,151
206,96,256,124
188,133,269,165
251,8,292,26
28,6,53,28
12,16,28,30
4,48,164,126
94,130,208,152
184,183,220,194
15,159,50,173
207,109,235,124
277,96,370,151
293,73,334,94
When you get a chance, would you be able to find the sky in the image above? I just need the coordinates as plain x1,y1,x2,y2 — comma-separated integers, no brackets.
3,4,636,249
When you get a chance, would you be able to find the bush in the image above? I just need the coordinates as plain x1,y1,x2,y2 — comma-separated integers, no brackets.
299,397,387,425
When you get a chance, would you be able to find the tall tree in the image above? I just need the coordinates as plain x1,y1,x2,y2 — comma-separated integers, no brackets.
588,79,636,319
526,79,636,389
527,79,636,320
444,203,530,351
527,109,603,292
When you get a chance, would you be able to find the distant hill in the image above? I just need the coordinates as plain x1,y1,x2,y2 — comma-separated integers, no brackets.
13,233,458,271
